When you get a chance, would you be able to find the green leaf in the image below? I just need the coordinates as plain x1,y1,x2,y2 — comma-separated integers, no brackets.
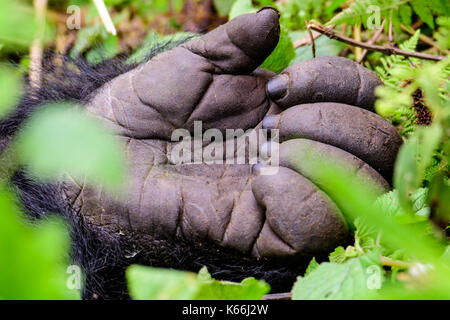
70,25,106,59
399,4,413,26
394,124,443,211
304,257,320,276
375,190,402,217
260,26,295,73
126,265,270,300
214,0,236,16
435,16,450,51
0,2,53,48
195,267,270,300
354,217,379,250
0,67,21,119
324,0,348,16
127,265,200,300
411,0,434,28
15,103,125,190
0,189,80,299
375,188,430,219
329,246,360,264
85,34,119,65
290,31,346,64
427,173,450,226
297,154,444,263
127,32,197,65
292,251,383,300
229,0,257,20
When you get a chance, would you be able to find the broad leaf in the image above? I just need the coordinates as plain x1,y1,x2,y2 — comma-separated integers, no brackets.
260,26,295,73
290,31,346,64
394,124,442,212
292,251,383,300
229,0,257,20
127,265,270,300
214,0,236,16
0,67,21,119
16,103,125,190
0,189,80,299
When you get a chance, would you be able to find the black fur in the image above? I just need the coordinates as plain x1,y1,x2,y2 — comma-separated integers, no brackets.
1,38,315,299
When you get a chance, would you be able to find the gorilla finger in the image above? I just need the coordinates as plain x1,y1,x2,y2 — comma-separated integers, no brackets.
251,167,348,258
262,103,402,180
183,7,280,74
279,139,390,199
184,74,270,132
267,56,383,110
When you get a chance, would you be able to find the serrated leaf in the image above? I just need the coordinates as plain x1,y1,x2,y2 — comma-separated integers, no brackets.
329,246,351,264
195,267,270,300
375,190,402,217
304,257,320,276
354,217,379,250
127,265,270,300
292,251,382,300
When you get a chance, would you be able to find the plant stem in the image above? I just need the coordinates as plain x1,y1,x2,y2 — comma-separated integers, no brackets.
263,292,292,300
305,20,316,58
380,256,411,269
354,24,362,61
92,0,116,35
30,0,48,90
293,31,322,48
308,22,447,61
357,19,386,64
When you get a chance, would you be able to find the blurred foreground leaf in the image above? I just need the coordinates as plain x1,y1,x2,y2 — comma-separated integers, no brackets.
394,124,443,212
229,0,257,19
0,67,22,119
290,151,450,299
15,103,125,190
214,0,236,16
0,2,52,48
127,265,270,300
0,188,80,299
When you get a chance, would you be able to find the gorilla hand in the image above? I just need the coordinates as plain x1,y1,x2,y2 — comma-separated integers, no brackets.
63,8,402,259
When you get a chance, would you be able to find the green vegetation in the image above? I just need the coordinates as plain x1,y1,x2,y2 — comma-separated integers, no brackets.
0,0,448,300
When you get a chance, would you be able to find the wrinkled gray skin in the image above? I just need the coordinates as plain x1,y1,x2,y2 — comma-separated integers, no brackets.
62,8,402,259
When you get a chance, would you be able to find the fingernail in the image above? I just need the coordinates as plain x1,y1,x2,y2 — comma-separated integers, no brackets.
262,114,280,130
267,74,288,101
257,7,281,19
